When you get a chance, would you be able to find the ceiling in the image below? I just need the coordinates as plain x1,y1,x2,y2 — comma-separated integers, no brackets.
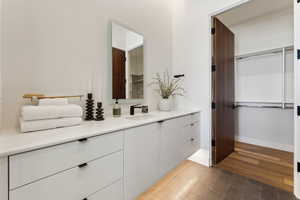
217,0,293,27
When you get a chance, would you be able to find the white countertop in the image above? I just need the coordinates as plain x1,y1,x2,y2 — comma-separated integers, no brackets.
0,108,201,157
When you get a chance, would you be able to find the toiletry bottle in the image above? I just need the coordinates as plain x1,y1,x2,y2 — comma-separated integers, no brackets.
113,99,121,117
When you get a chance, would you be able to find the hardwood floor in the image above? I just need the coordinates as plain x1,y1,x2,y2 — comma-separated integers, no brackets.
138,160,296,200
217,142,293,192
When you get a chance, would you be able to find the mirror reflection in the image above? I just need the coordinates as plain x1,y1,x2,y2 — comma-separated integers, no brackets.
112,23,144,100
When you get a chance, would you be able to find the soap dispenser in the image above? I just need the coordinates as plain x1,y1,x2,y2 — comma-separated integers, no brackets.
113,99,121,117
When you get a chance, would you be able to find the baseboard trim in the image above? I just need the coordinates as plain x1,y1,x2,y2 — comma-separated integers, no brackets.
236,136,294,152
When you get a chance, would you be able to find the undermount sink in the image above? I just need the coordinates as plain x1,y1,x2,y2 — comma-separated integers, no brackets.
125,114,155,120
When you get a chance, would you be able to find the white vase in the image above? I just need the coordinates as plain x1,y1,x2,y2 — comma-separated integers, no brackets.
159,98,172,111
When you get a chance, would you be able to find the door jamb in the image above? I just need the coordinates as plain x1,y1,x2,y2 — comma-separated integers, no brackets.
207,0,252,167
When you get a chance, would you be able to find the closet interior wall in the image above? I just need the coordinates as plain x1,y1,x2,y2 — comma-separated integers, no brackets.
226,8,294,152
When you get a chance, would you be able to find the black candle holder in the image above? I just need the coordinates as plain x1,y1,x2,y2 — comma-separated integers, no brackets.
95,102,104,121
85,93,95,121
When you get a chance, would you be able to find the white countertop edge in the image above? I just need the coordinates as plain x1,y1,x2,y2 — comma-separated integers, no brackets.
0,109,201,157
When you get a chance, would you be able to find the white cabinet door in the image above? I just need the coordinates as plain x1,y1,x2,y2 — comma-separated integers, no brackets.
160,117,187,176
124,123,161,200
0,157,8,200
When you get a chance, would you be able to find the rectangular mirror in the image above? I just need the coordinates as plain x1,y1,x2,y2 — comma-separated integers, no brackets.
111,22,144,100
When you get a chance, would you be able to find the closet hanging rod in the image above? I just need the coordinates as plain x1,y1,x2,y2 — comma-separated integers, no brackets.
236,45,294,60
235,105,293,109
235,101,294,109
235,101,294,104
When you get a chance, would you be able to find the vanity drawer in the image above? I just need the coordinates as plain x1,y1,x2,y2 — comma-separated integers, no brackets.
10,151,123,200
9,131,123,189
88,180,123,200
182,121,200,159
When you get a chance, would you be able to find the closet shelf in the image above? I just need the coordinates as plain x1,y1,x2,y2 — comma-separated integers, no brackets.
235,45,294,60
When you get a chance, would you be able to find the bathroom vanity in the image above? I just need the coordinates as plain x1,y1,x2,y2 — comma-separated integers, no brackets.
0,109,201,200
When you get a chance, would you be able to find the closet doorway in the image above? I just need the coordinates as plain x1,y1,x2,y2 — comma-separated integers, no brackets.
211,0,294,192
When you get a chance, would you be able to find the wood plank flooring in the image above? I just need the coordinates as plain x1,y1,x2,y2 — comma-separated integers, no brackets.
138,160,296,200
217,142,293,192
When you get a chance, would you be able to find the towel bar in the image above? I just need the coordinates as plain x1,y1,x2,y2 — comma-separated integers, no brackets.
23,94,84,100
23,94,84,104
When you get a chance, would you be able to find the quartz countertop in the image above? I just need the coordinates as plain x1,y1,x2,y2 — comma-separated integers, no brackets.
0,108,201,157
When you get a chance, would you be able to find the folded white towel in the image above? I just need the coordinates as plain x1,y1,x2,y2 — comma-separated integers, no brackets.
22,104,83,121
20,117,82,133
39,98,68,106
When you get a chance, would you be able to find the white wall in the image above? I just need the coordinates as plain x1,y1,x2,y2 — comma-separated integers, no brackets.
236,108,294,151
126,31,143,51
294,0,300,198
230,8,293,55
2,0,172,129
112,23,143,51
112,23,127,51
172,0,247,151
227,9,294,151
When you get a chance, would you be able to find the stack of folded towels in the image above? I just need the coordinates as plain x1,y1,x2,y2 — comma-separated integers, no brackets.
20,98,83,133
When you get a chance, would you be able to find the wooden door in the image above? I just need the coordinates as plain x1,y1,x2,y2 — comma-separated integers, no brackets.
112,47,126,99
212,18,235,164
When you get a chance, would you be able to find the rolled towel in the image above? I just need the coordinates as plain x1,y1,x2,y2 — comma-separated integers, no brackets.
22,104,83,121
20,117,82,133
39,98,68,106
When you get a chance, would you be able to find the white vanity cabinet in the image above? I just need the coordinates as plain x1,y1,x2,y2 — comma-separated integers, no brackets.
9,132,123,189
124,123,161,200
160,113,201,176
0,110,200,200
124,113,201,199
8,132,124,200
10,151,123,200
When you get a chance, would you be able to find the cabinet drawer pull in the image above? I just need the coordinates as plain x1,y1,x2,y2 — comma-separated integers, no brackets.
191,123,194,126
83,198,88,200
190,138,195,142
78,163,88,168
78,138,88,142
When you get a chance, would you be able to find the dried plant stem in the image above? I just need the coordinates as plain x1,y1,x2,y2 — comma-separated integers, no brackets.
149,70,185,99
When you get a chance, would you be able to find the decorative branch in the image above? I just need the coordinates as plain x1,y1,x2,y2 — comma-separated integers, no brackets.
149,70,185,99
